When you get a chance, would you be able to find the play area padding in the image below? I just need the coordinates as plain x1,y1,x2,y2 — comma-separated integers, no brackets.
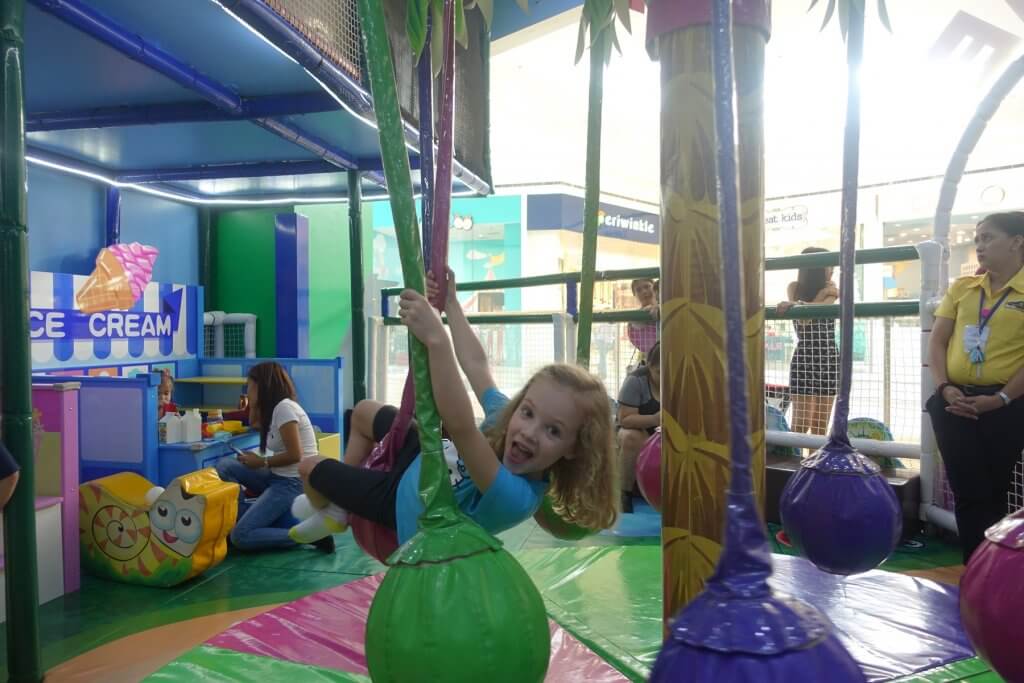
0,508,997,682
138,538,974,683
200,573,628,682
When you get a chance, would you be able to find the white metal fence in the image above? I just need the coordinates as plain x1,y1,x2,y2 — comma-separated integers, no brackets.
369,244,1023,526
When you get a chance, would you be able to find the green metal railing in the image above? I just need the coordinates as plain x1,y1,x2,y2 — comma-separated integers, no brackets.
378,244,920,300
379,265,660,298
382,312,557,326
765,245,919,270
767,300,920,320
382,301,921,326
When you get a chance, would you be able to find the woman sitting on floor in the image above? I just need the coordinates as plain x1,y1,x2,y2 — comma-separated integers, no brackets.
216,361,333,553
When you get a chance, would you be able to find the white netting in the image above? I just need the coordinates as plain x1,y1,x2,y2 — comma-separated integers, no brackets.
937,450,1024,516
1011,455,1024,514
375,314,923,446
379,321,559,423
203,312,256,358
203,325,216,357
264,0,362,80
766,316,920,444
588,322,653,404
224,324,247,358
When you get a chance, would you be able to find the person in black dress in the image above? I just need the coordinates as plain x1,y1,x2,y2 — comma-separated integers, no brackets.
776,247,839,438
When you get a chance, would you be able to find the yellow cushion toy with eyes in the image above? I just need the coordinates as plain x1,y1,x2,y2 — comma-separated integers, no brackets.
79,468,238,587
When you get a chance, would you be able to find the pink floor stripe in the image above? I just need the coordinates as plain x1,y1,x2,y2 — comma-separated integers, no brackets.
208,574,628,682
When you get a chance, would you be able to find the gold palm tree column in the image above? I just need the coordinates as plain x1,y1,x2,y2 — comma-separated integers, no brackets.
645,1,770,623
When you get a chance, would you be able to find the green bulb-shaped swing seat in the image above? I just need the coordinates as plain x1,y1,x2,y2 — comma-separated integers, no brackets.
356,0,551,679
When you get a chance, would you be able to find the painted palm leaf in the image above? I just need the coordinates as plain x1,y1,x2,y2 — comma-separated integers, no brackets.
809,0,891,39
407,0,530,72
575,0,632,65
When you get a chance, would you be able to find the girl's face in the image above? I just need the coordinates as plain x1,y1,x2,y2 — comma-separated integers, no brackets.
158,386,172,405
649,363,660,387
503,376,582,478
633,280,656,307
975,221,1024,270
246,380,259,425
824,267,834,282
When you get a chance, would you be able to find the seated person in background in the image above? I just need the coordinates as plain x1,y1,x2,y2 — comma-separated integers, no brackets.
0,441,20,510
617,342,661,513
224,393,251,425
628,278,660,356
157,370,176,419
215,361,333,553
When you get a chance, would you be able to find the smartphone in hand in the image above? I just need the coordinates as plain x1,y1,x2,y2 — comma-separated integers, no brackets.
227,443,246,458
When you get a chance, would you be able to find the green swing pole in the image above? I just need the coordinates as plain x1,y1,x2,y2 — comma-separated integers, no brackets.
355,0,455,519
347,170,366,404
0,0,43,680
576,37,605,368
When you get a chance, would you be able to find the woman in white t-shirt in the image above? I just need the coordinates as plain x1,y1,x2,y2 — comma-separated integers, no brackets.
215,362,332,552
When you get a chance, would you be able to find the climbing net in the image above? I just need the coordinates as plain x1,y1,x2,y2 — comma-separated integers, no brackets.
264,0,362,80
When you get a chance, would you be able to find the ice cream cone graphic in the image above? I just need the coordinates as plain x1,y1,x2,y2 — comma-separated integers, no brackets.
76,243,159,313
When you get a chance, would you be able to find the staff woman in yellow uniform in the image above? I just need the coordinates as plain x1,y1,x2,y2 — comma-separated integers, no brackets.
927,211,1024,563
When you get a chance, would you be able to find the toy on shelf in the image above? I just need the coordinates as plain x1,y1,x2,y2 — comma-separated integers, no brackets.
79,468,238,587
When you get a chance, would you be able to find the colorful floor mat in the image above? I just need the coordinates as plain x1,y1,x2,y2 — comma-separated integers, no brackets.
141,547,975,683
180,574,628,682
1,512,998,682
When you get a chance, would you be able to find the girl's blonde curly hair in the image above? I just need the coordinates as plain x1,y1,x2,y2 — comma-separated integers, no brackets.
486,364,619,531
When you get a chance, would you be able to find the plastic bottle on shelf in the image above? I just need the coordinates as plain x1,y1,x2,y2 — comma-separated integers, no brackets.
159,412,183,444
183,409,203,443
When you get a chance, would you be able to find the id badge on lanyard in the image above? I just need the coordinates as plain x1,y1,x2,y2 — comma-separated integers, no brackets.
966,287,1012,377
963,325,991,365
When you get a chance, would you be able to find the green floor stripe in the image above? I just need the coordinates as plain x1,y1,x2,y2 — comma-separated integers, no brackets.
890,658,1001,682
516,545,662,682
768,524,965,573
145,646,370,682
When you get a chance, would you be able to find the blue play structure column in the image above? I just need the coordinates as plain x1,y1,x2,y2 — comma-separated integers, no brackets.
275,213,310,358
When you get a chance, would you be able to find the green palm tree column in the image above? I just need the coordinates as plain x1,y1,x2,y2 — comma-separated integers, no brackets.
575,0,631,367
645,1,770,624
357,2,548,681
0,0,43,680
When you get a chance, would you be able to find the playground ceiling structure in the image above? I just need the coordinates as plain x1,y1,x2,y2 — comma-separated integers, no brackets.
23,0,490,204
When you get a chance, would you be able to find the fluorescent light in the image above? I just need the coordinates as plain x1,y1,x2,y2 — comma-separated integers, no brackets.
211,1,299,65
26,154,476,207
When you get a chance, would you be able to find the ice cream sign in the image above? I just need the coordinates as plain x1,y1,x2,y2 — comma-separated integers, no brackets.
30,243,181,341
30,293,182,340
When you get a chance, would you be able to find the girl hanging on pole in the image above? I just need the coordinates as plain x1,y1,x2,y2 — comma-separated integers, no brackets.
289,269,620,546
